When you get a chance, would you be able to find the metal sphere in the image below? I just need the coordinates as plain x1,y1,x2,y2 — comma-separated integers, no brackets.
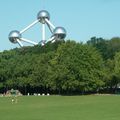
37,10,50,24
38,40,46,46
8,30,21,43
53,27,67,39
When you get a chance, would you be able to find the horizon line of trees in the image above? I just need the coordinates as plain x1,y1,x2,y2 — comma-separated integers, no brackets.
0,37,120,95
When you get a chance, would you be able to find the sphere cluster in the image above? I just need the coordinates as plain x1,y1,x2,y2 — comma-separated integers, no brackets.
8,10,67,46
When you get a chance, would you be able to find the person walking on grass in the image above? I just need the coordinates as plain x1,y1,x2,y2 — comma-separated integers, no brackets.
10,89,18,104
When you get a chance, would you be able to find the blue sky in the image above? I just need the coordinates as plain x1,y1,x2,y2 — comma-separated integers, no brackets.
0,0,120,51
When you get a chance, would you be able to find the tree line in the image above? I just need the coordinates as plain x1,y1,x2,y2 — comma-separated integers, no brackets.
0,37,120,95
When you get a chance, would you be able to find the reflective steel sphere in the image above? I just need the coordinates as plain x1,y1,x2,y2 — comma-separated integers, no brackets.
37,10,50,24
38,40,46,46
8,30,21,43
53,27,66,39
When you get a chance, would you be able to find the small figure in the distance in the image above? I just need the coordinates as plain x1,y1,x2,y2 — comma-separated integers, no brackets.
10,89,18,104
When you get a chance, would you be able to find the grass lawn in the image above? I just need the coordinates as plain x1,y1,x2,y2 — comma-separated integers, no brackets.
0,95,120,120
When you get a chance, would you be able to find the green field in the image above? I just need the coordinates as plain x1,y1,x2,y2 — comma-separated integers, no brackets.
0,95,120,120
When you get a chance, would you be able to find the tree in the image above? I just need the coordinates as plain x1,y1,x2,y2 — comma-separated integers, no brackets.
49,40,104,94
114,52,120,89
103,52,120,93
87,37,120,60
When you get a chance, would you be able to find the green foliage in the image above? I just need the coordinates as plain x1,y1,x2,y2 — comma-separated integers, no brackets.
88,37,120,93
49,41,104,93
1,38,120,94
87,37,120,60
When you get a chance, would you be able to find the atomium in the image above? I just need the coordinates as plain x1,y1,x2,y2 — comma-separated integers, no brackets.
9,30,21,43
53,27,66,39
37,10,50,24
9,10,67,47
